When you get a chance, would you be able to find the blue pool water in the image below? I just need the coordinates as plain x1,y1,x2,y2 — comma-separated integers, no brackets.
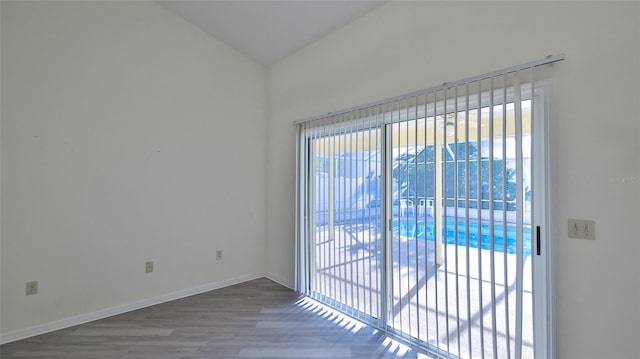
393,219,532,257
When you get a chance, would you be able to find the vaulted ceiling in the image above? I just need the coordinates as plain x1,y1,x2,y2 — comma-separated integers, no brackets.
157,1,386,66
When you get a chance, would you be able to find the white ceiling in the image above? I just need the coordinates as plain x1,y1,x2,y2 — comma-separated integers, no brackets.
157,0,386,66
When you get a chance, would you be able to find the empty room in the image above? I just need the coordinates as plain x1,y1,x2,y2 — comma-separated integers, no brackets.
1,1,639,358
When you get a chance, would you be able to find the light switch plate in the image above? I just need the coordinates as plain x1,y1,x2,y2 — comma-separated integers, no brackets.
568,219,595,240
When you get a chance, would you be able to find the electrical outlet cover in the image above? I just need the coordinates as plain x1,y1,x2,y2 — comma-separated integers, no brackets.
26,281,38,295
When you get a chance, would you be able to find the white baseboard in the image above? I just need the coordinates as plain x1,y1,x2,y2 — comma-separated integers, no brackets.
265,272,294,290
0,272,264,345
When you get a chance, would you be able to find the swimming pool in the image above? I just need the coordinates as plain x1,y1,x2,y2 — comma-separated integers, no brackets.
393,219,532,256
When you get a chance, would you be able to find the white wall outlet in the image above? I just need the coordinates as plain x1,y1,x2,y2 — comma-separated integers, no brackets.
145,261,154,273
216,250,223,260
568,219,596,240
26,281,38,295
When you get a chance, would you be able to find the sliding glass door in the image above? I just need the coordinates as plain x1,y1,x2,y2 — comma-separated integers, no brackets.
296,62,556,358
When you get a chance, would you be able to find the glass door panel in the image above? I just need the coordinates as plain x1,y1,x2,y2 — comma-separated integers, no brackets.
387,100,534,358
309,127,383,321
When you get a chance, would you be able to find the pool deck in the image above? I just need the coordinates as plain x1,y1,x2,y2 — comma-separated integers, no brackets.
311,220,533,358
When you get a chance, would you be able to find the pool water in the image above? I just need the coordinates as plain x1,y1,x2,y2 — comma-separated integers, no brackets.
393,219,532,257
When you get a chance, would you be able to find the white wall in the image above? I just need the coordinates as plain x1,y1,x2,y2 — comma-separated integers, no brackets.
1,1,267,339
267,2,640,358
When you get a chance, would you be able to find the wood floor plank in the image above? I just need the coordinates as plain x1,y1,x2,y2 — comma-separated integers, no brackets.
238,346,351,358
69,328,174,337
0,278,427,358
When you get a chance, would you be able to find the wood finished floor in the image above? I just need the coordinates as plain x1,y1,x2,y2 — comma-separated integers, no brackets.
0,278,428,359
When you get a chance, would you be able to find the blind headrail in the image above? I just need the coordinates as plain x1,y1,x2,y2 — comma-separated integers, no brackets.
293,53,564,126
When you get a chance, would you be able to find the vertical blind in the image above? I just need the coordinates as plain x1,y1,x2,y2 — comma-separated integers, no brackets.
295,55,563,358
